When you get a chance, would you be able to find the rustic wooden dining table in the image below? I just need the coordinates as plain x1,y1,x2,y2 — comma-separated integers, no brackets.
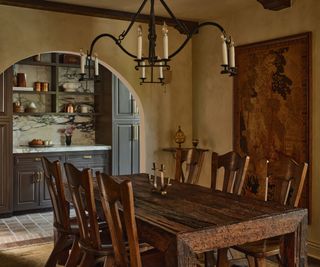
66,173,308,267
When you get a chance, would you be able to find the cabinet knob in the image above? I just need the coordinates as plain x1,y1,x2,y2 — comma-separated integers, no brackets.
83,155,93,159
34,157,41,162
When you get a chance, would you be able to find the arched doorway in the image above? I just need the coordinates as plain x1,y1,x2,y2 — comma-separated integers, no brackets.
0,51,144,215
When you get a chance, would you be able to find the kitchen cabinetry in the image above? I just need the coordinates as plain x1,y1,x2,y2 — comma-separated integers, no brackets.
13,149,111,212
112,76,140,175
0,69,13,215
12,53,95,116
13,153,64,211
65,150,111,174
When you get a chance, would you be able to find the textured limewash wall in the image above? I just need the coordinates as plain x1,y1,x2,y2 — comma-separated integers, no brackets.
192,0,320,258
0,5,193,177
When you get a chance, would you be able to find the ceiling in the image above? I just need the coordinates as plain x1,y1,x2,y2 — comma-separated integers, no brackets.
48,0,259,21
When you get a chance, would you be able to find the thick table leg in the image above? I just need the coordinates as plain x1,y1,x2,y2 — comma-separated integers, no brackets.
281,213,308,267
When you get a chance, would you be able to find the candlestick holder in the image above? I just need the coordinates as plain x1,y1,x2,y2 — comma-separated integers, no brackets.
148,163,171,195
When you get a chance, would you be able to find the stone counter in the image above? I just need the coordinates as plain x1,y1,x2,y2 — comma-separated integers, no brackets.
13,145,111,154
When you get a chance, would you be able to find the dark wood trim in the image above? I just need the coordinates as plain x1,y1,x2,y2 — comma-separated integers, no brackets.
0,0,199,33
257,0,291,11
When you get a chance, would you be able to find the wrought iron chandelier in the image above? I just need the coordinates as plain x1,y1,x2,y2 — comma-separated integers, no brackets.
80,0,237,85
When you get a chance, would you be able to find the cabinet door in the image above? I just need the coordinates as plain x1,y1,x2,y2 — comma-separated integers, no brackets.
113,76,135,120
0,121,12,214
112,122,140,175
14,169,39,211
0,68,13,117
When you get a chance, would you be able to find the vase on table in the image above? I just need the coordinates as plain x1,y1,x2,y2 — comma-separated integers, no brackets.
65,135,72,146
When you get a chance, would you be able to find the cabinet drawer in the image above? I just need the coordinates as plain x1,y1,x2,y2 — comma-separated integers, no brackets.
65,151,108,167
14,153,65,167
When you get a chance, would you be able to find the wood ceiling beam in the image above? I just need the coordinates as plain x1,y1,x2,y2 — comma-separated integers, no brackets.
257,0,292,11
0,0,199,33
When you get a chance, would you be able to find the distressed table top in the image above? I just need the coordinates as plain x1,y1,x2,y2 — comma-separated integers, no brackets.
66,173,308,267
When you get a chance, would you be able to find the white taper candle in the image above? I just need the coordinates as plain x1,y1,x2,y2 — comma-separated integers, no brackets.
162,22,169,59
159,59,164,79
137,25,143,60
94,53,99,76
80,49,85,74
221,35,228,66
229,40,235,68
141,61,146,79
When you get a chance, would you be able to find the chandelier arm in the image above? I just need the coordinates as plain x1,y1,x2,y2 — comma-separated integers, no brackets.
159,0,190,35
169,21,227,59
118,0,148,40
89,33,137,59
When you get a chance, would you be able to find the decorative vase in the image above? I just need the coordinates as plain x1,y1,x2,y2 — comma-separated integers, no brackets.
174,126,186,148
65,135,72,146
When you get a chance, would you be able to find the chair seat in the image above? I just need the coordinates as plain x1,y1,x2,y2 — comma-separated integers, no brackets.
234,236,280,258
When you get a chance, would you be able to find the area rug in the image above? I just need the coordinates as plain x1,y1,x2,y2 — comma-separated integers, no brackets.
0,243,54,267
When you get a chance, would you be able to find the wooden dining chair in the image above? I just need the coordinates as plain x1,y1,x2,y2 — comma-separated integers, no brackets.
211,151,250,195
96,172,166,267
234,156,308,267
175,148,207,184
41,157,81,267
64,162,113,267
207,151,250,266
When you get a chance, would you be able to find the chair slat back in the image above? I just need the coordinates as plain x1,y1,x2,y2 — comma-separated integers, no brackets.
175,148,206,184
41,157,70,230
266,156,308,207
97,172,142,267
64,163,101,249
211,151,250,195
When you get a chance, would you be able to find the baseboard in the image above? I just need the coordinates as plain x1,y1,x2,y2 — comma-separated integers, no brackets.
308,240,320,260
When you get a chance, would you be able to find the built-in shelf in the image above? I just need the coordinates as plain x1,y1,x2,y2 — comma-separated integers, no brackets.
13,90,57,95
13,112,97,116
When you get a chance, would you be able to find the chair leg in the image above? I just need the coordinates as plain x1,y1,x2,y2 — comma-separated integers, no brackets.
80,252,95,267
65,236,82,267
204,251,216,267
103,256,115,267
45,234,72,267
255,257,266,267
216,248,228,267
246,255,256,267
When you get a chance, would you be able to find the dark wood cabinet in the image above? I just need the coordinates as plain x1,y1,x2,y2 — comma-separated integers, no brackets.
13,150,111,212
0,120,13,214
112,76,140,175
112,122,140,175
65,150,111,174
0,68,13,215
13,153,64,211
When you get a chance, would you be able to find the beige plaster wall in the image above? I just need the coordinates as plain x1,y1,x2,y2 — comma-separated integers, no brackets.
192,0,320,258
0,5,193,177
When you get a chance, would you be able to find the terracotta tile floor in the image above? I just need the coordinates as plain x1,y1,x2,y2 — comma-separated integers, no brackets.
0,210,74,249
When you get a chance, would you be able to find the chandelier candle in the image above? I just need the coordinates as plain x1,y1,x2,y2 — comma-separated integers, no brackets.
221,35,228,66
137,25,143,60
94,54,99,76
80,50,85,74
162,22,169,60
229,40,235,68
159,61,164,79
141,61,146,79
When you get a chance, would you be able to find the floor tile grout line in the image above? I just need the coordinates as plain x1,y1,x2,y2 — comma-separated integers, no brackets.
2,220,17,242
15,214,34,235
27,214,52,237
39,212,54,224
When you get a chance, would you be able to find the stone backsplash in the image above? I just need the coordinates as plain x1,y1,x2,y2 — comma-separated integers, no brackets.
13,114,95,147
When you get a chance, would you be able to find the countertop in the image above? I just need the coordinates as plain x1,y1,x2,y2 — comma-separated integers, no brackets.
13,144,112,154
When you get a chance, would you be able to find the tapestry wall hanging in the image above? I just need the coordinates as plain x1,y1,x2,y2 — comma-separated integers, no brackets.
233,32,311,213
